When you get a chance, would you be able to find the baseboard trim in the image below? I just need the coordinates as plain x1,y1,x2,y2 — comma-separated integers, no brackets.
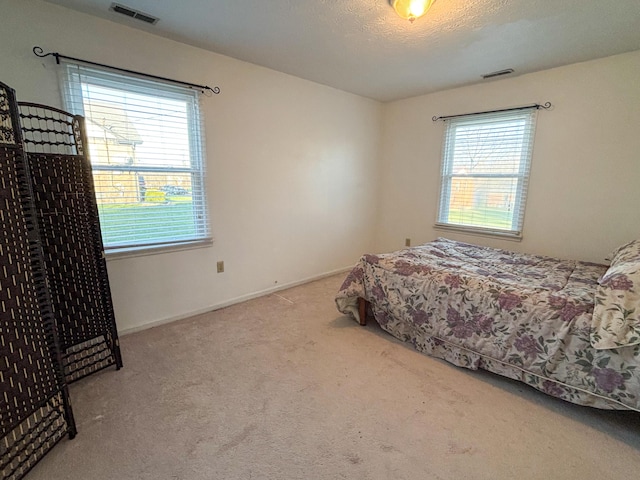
118,266,352,336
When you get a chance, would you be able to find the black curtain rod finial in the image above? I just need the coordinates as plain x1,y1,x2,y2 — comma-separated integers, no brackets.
33,45,60,64
32,45,220,94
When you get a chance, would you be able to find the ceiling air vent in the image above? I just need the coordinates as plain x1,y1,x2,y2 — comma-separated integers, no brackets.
482,69,514,80
110,3,159,25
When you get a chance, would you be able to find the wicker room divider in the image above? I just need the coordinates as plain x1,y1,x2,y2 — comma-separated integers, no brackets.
0,82,76,480
17,102,123,383
1,81,122,479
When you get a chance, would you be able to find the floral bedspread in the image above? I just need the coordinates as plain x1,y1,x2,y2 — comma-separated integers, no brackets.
335,238,640,411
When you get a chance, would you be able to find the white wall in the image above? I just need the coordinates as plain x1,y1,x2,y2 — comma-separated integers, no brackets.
1,0,382,332
377,50,640,263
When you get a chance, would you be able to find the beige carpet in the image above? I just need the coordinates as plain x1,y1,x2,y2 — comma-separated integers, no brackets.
29,274,640,480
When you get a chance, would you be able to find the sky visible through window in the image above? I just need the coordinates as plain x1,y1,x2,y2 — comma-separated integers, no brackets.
81,83,191,168
451,120,525,176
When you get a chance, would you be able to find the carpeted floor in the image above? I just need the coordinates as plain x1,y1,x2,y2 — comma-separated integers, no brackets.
29,274,640,480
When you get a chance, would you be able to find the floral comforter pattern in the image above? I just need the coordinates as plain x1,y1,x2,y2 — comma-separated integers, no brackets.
335,238,640,411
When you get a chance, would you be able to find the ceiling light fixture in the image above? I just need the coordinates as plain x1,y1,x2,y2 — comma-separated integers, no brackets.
389,0,436,23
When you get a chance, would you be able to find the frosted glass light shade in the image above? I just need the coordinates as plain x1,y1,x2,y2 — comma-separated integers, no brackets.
389,0,437,22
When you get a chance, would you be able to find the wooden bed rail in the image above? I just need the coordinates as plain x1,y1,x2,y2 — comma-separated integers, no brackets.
358,297,369,326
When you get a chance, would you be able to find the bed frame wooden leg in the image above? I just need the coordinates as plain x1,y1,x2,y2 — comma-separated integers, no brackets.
358,297,368,326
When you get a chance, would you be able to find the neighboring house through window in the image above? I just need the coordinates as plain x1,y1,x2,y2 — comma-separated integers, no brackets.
436,109,537,238
60,63,210,252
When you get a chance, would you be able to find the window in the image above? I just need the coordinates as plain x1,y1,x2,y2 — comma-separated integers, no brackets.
60,63,209,252
436,109,537,238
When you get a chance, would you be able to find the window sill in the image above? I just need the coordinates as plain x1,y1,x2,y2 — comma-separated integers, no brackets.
104,238,214,261
434,223,522,242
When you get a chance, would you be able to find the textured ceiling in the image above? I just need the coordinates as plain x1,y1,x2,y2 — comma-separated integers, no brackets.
43,0,640,101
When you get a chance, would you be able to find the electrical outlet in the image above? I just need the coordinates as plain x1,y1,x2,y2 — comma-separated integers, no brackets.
217,261,224,273
405,238,411,247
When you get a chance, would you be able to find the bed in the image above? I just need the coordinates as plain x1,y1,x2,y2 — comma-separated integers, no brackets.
335,237,640,411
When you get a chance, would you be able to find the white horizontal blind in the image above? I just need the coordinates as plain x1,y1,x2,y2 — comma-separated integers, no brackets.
437,109,537,237
60,62,209,250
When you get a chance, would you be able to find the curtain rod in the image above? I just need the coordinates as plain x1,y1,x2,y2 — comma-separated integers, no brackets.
432,102,551,122
33,46,220,95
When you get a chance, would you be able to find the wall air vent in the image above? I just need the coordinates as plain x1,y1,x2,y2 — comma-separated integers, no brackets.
482,69,514,80
110,3,159,25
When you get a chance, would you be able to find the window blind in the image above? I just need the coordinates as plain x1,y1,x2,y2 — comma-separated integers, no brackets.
60,62,210,251
436,109,537,237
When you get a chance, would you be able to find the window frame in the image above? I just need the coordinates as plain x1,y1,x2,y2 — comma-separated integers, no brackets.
60,63,211,255
435,109,537,239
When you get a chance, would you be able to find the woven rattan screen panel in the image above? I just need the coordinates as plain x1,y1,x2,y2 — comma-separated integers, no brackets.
0,82,76,480
17,103,122,383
